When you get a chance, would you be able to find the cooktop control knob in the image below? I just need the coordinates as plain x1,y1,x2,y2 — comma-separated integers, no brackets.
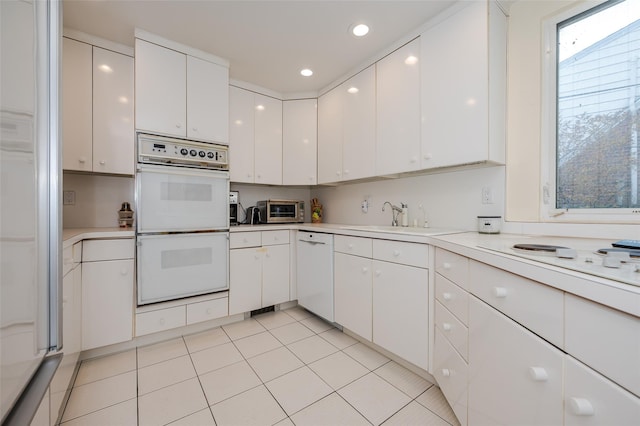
189,149,197,157
198,151,206,158
180,148,188,155
207,152,214,159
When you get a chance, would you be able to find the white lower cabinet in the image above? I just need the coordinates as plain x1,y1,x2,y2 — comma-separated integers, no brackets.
372,259,428,370
434,329,468,426
468,295,563,426
81,239,134,350
229,231,290,315
334,252,372,341
564,355,640,425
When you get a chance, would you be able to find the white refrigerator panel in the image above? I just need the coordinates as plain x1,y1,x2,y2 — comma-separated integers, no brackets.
137,164,229,233
137,233,229,305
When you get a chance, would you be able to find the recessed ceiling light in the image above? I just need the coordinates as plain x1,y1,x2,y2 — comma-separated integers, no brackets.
404,55,418,65
352,23,370,37
300,68,313,77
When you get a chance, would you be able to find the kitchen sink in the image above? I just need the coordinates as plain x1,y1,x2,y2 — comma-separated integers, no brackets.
337,225,459,236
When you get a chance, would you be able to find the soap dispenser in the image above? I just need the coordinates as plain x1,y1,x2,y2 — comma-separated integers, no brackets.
401,203,409,227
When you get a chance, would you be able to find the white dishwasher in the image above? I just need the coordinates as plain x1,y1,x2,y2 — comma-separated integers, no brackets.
296,231,334,322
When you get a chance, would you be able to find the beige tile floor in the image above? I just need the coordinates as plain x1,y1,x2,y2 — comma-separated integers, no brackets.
60,307,461,426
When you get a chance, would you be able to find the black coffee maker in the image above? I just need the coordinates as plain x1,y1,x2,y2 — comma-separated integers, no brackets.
229,191,239,225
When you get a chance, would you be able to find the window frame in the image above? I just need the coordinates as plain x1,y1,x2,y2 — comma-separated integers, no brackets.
541,0,640,223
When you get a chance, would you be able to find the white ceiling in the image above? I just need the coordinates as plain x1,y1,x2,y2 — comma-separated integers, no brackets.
62,0,456,97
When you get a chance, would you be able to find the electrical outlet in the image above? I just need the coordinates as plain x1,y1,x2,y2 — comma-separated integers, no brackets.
63,190,76,205
481,187,493,204
361,199,369,213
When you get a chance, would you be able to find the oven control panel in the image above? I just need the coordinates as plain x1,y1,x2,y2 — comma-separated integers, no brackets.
137,133,228,170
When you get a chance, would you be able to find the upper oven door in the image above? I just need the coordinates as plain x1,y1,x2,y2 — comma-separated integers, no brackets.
137,164,229,233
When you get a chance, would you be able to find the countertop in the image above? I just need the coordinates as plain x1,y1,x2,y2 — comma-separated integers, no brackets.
64,224,639,316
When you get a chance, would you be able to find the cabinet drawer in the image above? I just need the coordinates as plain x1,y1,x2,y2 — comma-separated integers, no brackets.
434,329,468,426
436,300,468,361
230,231,261,249
262,230,289,246
334,235,372,258
373,239,428,268
187,297,228,325
435,273,469,325
565,355,640,425
136,306,185,336
435,248,469,290
565,293,640,397
83,238,134,261
469,260,563,348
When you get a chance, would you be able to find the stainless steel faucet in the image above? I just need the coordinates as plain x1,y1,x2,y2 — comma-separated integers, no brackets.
382,201,403,226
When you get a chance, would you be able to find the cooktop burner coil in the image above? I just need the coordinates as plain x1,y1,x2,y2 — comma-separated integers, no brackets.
512,244,570,252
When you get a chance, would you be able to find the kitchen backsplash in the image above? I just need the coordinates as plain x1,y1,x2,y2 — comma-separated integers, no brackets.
230,183,312,224
311,165,506,231
63,172,134,228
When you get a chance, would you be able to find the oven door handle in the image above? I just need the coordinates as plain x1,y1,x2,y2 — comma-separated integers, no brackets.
137,163,230,179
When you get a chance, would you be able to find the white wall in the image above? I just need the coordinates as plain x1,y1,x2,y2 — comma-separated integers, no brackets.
311,166,505,231
63,172,134,228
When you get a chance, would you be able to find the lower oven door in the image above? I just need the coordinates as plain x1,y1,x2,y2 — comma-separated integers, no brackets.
137,164,229,233
137,232,229,305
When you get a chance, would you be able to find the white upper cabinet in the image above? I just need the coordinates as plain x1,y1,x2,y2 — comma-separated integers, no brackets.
283,99,317,185
186,55,229,143
229,86,255,182
62,37,92,172
317,85,343,184
93,46,134,175
317,65,375,184
135,39,187,138
63,37,134,175
421,1,506,169
376,38,421,176
229,87,282,185
342,65,376,181
135,35,229,144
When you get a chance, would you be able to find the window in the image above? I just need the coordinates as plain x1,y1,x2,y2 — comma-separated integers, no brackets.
544,0,640,220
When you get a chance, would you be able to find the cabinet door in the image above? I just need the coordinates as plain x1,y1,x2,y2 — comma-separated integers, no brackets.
135,39,186,137
376,38,421,175
82,259,134,350
254,94,282,185
421,1,488,169
62,37,92,172
229,86,255,183
262,244,290,307
335,253,372,341
342,65,376,181
283,99,317,185
372,260,428,369
434,329,468,426
564,355,640,426
92,47,134,175
229,248,262,315
187,56,229,144
317,86,343,184
468,296,563,426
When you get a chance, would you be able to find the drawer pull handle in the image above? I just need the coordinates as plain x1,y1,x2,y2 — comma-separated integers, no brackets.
362,267,368,273
528,367,548,382
442,323,452,331
159,318,165,325
79,157,86,163
441,368,450,377
442,292,452,301
443,262,452,270
120,269,128,276
393,250,401,257
254,254,260,260
348,244,354,250
206,308,212,315
569,397,594,416
99,160,106,165
493,287,508,298
375,270,381,277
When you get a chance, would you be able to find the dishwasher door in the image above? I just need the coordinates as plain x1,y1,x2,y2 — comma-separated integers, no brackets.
296,232,334,322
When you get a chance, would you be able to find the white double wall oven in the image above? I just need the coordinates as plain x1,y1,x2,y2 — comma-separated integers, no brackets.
136,133,230,305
